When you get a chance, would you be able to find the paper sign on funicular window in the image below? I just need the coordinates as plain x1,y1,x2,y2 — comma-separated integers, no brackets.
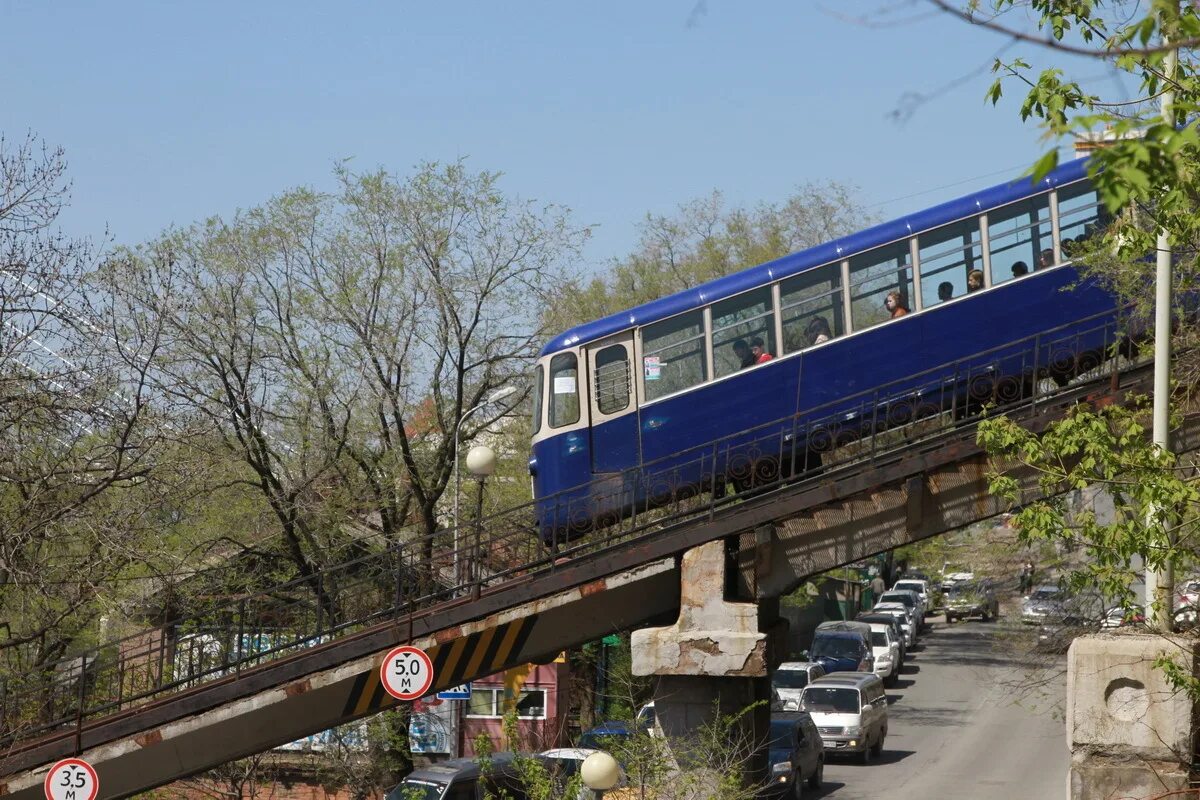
553,376,576,394
644,356,661,380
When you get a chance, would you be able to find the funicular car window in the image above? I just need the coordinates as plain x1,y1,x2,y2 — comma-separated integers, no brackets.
1057,180,1106,259
780,263,844,353
919,218,982,304
641,310,707,401
988,195,1053,284
593,344,631,414
848,242,913,331
712,287,776,378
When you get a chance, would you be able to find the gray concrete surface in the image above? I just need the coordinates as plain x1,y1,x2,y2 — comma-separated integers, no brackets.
814,615,1068,800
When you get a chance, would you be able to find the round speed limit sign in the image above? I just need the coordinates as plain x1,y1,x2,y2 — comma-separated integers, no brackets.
380,645,434,701
44,758,98,800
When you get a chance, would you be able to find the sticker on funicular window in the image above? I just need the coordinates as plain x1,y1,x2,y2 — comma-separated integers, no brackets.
644,356,661,380
553,376,576,394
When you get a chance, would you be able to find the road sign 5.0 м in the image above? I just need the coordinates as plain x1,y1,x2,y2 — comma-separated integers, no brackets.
44,759,98,800
380,645,434,701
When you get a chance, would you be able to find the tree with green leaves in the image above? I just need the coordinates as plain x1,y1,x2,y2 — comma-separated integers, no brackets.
933,0,1200,677
103,161,587,613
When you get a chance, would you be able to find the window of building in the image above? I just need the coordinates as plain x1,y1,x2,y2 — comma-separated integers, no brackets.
1057,180,1106,260
988,195,1053,284
593,345,631,415
548,353,580,428
918,218,982,304
640,310,707,402
466,688,547,719
779,264,844,353
531,364,544,435
711,287,776,379
848,242,913,331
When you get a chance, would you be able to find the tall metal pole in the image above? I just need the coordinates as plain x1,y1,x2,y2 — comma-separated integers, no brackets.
1148,8,1178,632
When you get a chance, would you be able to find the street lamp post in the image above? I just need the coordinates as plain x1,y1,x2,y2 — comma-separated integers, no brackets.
466,445,496,598
453,386,517,585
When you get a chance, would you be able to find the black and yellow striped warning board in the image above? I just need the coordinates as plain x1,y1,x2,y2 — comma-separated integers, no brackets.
342,614,537,717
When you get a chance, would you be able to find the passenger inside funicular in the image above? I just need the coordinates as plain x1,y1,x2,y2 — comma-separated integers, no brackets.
805,316,833,346
966,269,984,293
884,290,909,318
937,281,954,302
750,336,773,363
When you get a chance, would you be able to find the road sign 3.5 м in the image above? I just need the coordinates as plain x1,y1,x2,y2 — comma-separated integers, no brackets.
380,645,434,701
43,759,98,800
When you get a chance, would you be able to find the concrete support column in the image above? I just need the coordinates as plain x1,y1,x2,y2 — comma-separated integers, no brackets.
1067,633,1199,799
632,539,781,783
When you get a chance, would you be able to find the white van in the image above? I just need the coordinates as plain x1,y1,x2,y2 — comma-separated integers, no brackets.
799,673,888,764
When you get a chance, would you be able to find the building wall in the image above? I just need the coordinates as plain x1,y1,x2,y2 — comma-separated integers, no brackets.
461,662,569,756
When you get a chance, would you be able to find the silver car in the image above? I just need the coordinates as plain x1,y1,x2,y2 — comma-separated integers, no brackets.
773,661,827,711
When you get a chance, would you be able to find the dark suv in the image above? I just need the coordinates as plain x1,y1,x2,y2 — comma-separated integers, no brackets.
808,630,874,674
945,580,1000,622
763,712,824,800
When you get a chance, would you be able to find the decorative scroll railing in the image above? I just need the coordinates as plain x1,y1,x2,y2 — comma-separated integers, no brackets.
0,306,1148,750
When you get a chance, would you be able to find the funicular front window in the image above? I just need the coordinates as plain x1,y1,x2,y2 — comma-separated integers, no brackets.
641,310,707,402
548,353,580,428
780,264,844,353
711,287,776,378
988,195,1053,283
919,218,982,305
532,364,544,435
849,242,913,331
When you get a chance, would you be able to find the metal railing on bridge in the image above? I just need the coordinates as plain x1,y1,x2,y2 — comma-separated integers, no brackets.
0,308,1148,752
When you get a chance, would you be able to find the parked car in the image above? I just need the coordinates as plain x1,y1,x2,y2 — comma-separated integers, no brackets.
855,612,907,667
872,602,917,647
388,754,528,800
773,662,827,711
799,673,888,764
892,578,938,616
1175,578,1200,624
940,564,976,592
808,630,874,675
944,580,1000,622
865,623,901,687
763,712,825,799
877,589,924,630
1021,585,1067,624
578,720,635,750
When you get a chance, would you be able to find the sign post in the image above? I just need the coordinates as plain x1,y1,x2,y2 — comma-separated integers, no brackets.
44,758,98,800
380,645,434,701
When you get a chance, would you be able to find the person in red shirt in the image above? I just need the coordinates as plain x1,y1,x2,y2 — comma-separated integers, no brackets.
750,336,774,364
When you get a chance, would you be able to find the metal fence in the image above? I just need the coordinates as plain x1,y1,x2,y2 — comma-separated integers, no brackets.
0,306,1146,749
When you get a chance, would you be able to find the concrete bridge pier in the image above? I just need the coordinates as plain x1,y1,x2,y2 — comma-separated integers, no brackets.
1067,633,1199,799
631,539,783,786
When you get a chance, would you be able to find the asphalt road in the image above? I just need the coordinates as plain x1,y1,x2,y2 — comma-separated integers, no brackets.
813,614,1068,800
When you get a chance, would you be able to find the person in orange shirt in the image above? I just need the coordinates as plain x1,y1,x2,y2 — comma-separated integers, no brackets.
884,290,909,318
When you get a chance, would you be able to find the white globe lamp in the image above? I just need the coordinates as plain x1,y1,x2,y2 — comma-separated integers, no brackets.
465,445,497,477
580,751,621,792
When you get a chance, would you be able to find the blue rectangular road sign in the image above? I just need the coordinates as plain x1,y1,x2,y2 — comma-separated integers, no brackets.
437,683,471,700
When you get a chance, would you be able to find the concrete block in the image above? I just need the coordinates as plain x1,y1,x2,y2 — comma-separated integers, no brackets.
1067,632,1199,761
632,541,766,677
1069,756,1189,800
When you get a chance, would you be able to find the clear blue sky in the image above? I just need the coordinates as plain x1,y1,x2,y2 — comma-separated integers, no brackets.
3,1,1113,273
